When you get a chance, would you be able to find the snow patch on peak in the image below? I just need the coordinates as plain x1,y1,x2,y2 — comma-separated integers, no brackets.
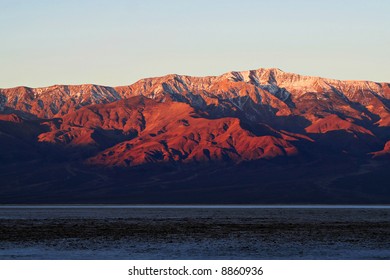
221,71,244,82
220,68,285,84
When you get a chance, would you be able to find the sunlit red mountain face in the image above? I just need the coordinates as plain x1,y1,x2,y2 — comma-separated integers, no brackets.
1,68,389,203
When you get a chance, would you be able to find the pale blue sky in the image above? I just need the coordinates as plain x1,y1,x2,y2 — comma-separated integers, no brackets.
1,0,389,88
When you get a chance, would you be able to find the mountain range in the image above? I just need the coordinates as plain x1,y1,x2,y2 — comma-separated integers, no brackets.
1,68,389,204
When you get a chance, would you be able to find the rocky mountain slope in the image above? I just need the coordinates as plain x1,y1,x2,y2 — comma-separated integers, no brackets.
0,68,389,203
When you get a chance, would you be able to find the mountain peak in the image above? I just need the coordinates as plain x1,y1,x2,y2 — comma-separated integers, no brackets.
1,67,389,121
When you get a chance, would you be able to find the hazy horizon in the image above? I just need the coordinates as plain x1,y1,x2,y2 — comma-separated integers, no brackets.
1,0,389,88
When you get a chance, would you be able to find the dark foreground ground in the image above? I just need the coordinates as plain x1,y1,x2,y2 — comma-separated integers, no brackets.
1,207,390,259
1,153,390,204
